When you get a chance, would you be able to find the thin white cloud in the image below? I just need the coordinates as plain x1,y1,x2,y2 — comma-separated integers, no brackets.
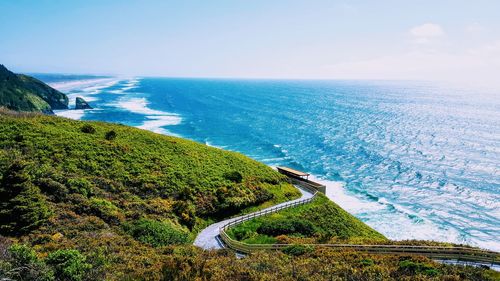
410,23,445,44
323,39,500,87
410,23,445,38
465,22,485,34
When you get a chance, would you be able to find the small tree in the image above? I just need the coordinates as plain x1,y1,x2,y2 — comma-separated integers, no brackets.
0,161,51,235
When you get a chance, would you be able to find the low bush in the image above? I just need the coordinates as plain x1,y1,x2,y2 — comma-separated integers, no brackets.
88,197,124,224
9,244,38,267
37,177,68,201
224,171,243,183
80,124,95,134
283,244,313,256
229,194,386,244
5,244,54,281
398,259,441,276
46,249,92,281
104,130,117,140
67,178,94,197
257,218,315,236
124,218,189,247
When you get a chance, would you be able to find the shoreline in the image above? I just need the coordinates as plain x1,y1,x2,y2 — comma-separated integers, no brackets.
43,76,500,253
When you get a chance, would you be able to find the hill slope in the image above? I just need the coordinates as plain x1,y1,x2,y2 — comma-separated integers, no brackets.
227,193,386,244
0,110,299,232
0,65,68,113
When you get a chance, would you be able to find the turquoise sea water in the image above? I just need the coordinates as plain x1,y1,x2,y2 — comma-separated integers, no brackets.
39,75,500,251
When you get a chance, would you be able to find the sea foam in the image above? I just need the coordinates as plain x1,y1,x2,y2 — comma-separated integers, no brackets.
53,78,121,120
116,97,181,135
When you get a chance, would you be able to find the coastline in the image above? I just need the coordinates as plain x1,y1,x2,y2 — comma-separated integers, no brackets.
43,76,500,253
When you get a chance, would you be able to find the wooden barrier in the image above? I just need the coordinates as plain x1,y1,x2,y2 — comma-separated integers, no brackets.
219,188,500,266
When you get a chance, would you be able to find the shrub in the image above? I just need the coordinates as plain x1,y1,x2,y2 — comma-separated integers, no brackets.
124,219,189,247
283,245,313,256
67,178,94,197
398,259,440,276
37,177,68,201
13,134,24,142
224,171,243,183
46,249,91,281
80,124,96,134
173,200,196,229
9,244,38,266
257,218,315,237
231,227,252,241
104,130,117,140
360,258,374,267
89,197,124,224
7,244,54,281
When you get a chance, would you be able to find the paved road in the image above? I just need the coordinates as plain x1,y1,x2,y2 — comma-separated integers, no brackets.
193,185,314,250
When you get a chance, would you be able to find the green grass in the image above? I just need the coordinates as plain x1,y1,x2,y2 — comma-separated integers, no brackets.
227,193,387,244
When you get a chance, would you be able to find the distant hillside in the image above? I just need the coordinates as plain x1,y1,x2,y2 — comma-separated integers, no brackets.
0,64,68,113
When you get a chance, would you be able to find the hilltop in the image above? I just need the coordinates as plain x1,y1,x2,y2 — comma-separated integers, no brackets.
0,65,68,113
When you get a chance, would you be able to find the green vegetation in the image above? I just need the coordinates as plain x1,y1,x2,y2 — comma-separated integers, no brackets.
0,64,68,113
0,109,496,280
0,110,300,279
46,249,92,281
0,160,52,235
2,242,496,281
227,193,387,244
160,247,499,281
124,219,189,247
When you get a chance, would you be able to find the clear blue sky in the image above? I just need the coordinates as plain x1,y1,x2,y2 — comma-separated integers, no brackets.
1,0,499,84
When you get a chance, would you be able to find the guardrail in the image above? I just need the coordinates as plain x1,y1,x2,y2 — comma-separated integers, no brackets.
219,184,499,266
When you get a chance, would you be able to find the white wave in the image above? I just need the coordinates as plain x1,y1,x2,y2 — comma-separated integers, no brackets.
138,115,182,134
314,175,386,213
114,97,181,135
53,109,86,120
50,78,119,92
116,97,171,116
204,140,227,149
109,78,141,94
54,78,123,110
78,79,121,94
295,174,499,250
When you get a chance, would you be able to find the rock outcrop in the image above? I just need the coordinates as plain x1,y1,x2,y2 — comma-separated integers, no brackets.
75,97,93,109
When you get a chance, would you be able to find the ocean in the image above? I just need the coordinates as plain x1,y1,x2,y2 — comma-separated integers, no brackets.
37,75,500,251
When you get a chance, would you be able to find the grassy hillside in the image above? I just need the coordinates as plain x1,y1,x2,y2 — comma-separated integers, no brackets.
227,193,387,244
0,110,300,279
0,65,68,113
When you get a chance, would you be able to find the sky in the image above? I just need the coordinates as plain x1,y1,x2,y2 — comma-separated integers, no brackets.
1,0,500,85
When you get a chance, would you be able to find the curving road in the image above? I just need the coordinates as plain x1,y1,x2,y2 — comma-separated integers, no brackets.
193,185,314,250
